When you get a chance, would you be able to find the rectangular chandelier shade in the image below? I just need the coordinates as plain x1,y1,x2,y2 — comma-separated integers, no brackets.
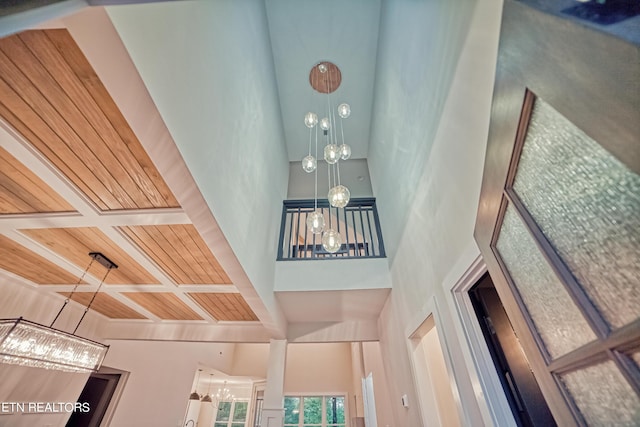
0,318,109,373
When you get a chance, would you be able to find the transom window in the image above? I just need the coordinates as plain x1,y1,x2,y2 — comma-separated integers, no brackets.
215,401,248,427
284,395,346,427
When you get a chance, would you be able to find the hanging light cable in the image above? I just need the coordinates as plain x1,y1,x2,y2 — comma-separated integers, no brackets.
201,374,214,403
189,369,202,400
301,61,351,254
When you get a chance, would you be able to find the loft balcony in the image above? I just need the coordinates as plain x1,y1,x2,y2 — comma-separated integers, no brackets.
277,198,386,261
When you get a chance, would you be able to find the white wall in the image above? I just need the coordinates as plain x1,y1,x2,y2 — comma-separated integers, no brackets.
362,341,394,427
106,0,290,335
103,340,237,427
368,0,479,260
421,327,462,427
370,0,503,424
287,159,373,200
230,343,270,378
284,343,354,395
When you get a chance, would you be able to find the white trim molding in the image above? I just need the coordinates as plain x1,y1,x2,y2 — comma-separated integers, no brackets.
450,254,518,427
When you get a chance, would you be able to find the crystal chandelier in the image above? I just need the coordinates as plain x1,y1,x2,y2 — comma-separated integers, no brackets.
302,61,351,254
215,381,234,401
0,252,115,373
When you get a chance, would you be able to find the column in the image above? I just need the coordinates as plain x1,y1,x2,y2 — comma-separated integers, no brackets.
261,339,287,427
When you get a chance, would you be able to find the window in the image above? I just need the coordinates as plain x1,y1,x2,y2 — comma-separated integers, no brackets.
215,401,248,427
284,395,346,427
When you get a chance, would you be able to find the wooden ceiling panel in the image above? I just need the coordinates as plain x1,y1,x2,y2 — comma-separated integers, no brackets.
21,227,158,284
120,224,231,285
122,292,203,320
0,29,179,211
189,293,258,321
59,292,146,320
0,147,75,214
0,235,81,284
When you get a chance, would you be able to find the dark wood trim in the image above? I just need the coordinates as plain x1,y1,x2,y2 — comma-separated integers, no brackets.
610,349,640,397
474,0,640,424
504,89,535,191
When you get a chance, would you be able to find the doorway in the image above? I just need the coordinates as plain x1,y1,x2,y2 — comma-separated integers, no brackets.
66,372,122,427
470,273,555,426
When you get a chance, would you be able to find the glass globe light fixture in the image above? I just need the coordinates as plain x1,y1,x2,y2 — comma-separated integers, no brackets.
324,144,340,164
302,155,316,173
339,144,351,160
304,112,318,128
338,103,351,119
306,211,325,234
318,63,328,73
322,229,342,253
320,117,331,131
328,185,350,208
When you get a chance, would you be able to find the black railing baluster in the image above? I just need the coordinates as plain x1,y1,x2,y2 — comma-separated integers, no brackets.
358,206,369,257
303,211,309,258
350,209,359,256
366,208,376,257
343,206,350,257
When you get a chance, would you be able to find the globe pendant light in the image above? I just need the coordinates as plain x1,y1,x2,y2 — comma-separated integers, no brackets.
339,144,351,160
304,112,318,128
322,229,342,253
303,62,354,255
302,155,316,173
328,185,350,208
306,211,325,234
324,144,340,164
337,103,350,118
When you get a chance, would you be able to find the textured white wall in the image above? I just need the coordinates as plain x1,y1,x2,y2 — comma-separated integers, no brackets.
371,0,503,424
107,0,289,335
369,0,478,261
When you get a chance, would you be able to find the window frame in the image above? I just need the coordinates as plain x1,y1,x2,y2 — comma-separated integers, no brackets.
214,400,250,427
283,393,348,427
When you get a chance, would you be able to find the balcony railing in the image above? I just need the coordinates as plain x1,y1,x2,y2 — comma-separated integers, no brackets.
277,198,386,260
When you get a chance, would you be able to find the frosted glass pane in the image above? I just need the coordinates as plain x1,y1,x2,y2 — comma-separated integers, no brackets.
513,98,640,328
632,351,640,370
496,205,596,358
560,360,640,426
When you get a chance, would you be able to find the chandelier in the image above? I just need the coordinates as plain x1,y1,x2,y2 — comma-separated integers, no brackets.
302,61,351,254
0,252,115,373
215,381,234,401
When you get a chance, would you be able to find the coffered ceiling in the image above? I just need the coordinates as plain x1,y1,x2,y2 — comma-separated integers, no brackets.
0,29,259,325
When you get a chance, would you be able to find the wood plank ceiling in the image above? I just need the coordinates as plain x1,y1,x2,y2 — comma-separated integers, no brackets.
0,29,258,324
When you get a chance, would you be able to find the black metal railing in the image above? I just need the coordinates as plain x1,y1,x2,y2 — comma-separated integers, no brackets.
277,198,386,260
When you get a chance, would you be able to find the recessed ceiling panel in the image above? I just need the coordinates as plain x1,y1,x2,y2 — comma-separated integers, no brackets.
0,147,75,214
188,293,258,321
59,292,146,319
120,224,231,285
123,292,203,320
0,235,80,284
0,29,179,211
21,227,158,284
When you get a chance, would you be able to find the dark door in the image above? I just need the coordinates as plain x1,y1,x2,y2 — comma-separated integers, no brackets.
66,373,120,427
471,273,555,427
